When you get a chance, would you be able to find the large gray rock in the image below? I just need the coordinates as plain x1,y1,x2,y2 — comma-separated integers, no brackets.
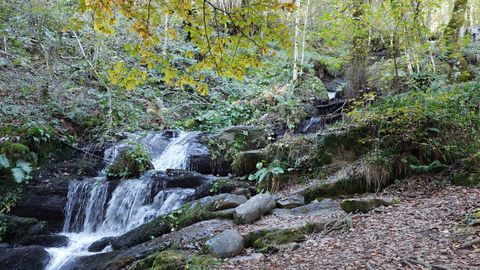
0,245,50,270
205,229,244,258
198,193,248,211
19,234,69,248
277,194,305,209
290,199,341,216
234,193,277,224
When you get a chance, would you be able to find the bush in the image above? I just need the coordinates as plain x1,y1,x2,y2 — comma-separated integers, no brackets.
106,145,152,179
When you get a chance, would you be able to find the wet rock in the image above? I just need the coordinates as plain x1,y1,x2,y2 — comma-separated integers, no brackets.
110,216,170,250
234,193,277,224
193,178,255,199
277,194,305,209
152,170,213,189
19,234,69,248
0,245,50,270
340,197,397,213
88,236,116,252
290,199,341,216
0,214,48,244
110,200,233,251
205,229,244,258
12,177,70,232
65,220,232,270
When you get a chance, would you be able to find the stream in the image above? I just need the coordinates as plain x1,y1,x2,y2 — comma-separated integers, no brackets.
45,131,204,270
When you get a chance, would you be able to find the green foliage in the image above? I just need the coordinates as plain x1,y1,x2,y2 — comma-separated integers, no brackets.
0,154,32,184
248,160,285,190
350,82,480,172
106,145,152,179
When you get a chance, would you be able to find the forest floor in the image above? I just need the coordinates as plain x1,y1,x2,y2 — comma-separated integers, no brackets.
217,179,480,270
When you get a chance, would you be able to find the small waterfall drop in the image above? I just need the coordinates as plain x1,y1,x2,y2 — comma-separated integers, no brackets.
46,131,201,270
152,131,199,170
63,178,109,233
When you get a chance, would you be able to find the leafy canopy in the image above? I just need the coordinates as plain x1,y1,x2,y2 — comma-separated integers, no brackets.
75,0,293,93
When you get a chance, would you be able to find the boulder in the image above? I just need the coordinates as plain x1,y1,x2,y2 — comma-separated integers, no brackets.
0,214,48,244
12,177,70,232
193,178,255,199
340,197,397,213
290,199,341,216
19,234,69,248
88,236,116,252
110,216,170,250
234,193,277,224
205,229,244,258
154,170,213,189
0,245,50,270
198,193,248,211
277,194,305,209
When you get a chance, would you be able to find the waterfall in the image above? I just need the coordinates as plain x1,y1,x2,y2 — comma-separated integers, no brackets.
63,178,109,233
46,131,201,270
152,131,199,170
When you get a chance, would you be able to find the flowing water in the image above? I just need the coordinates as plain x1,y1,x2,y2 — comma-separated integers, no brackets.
45,131,201,270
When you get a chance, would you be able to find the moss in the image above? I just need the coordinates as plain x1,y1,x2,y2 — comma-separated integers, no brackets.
106,145,152,179
452,172,480,187
303,176,368,202
186,255,220,270
252,229,306,254
152,250,186,270
1,143,30,157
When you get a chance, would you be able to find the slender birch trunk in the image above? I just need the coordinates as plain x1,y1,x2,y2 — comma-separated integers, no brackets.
292,0,302,82
299,0,310,77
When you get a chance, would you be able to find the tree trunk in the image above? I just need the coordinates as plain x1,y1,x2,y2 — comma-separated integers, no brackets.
299,0,310,78
292,0,302,82
443,0,471,82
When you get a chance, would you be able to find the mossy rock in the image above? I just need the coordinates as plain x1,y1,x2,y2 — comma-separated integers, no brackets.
0,214,48,243
152,250,187,270
340,198,395,213
106,146,153,179
0,143,30,161
452,172,480,187
252,229,306,254
303,175,368,202
111,201,232,250
316,126,371,164
296,73,329,101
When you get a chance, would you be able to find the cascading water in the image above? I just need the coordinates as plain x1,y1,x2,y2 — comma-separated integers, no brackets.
152,131,199,170
45,131,201,270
